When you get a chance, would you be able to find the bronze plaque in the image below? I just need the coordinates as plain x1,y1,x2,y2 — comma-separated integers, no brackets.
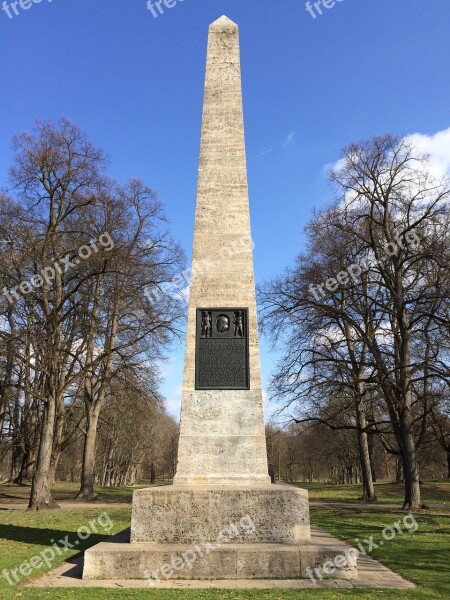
196,308,249,390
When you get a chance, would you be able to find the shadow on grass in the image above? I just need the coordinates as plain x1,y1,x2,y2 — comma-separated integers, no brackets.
0,492,29,502
0,482,136,505
0,524,114,546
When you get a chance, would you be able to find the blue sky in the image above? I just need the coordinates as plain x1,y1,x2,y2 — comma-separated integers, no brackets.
1,0,450,420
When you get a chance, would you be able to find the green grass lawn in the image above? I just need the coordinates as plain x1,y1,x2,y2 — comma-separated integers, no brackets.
0,480,171,505
0,502,449,599
296,480,450,506
2,479,449,507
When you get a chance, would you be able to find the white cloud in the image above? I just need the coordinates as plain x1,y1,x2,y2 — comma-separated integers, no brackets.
328,126,450,178
324,156,346,174
179,285,190,304
283,131,296,147
165,384,182,420
251,131,296,160
405,127,450,178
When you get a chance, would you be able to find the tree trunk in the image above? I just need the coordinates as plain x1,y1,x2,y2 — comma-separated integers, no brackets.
150,462,156,483
49,450,61,487
28,398,60,510
13,453,31,486
76,407,100,500
368,420,377,482
400,415,421,509
355,400,377,502
357,428,377,501
447,451,450,479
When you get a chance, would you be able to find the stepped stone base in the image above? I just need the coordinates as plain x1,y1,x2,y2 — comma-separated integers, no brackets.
130,484,310,544
83,484,358,581
83,538,358,581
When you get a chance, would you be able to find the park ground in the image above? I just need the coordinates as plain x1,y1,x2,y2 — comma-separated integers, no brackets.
0,480,449,599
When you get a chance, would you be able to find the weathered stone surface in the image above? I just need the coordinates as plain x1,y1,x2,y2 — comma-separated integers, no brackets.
174,15,269,485
300,544,359,580
83,541,358,581
130,484,311,544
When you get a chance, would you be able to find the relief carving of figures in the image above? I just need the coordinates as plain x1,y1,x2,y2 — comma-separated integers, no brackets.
234,311,244,337
201,311,212,337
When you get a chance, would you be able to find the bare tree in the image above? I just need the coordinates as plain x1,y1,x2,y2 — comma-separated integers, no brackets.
0,119,185,507
75,180,184,499
260,135,450,509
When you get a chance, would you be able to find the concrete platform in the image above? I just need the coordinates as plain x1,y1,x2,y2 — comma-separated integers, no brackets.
82,525,357,581
131,483,310,544
26,526,416,590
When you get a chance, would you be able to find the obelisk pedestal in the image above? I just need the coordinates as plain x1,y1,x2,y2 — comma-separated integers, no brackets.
83,16,358,582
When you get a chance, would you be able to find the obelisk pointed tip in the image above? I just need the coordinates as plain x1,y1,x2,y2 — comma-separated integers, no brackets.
210,15,238,32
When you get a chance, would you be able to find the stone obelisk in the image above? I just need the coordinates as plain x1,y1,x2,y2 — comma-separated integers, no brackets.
83,18,358,582
173,15,270,486
125,16,311,547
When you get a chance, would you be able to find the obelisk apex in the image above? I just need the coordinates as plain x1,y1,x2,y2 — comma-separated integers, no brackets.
174,17,270,485
209,15,238,30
